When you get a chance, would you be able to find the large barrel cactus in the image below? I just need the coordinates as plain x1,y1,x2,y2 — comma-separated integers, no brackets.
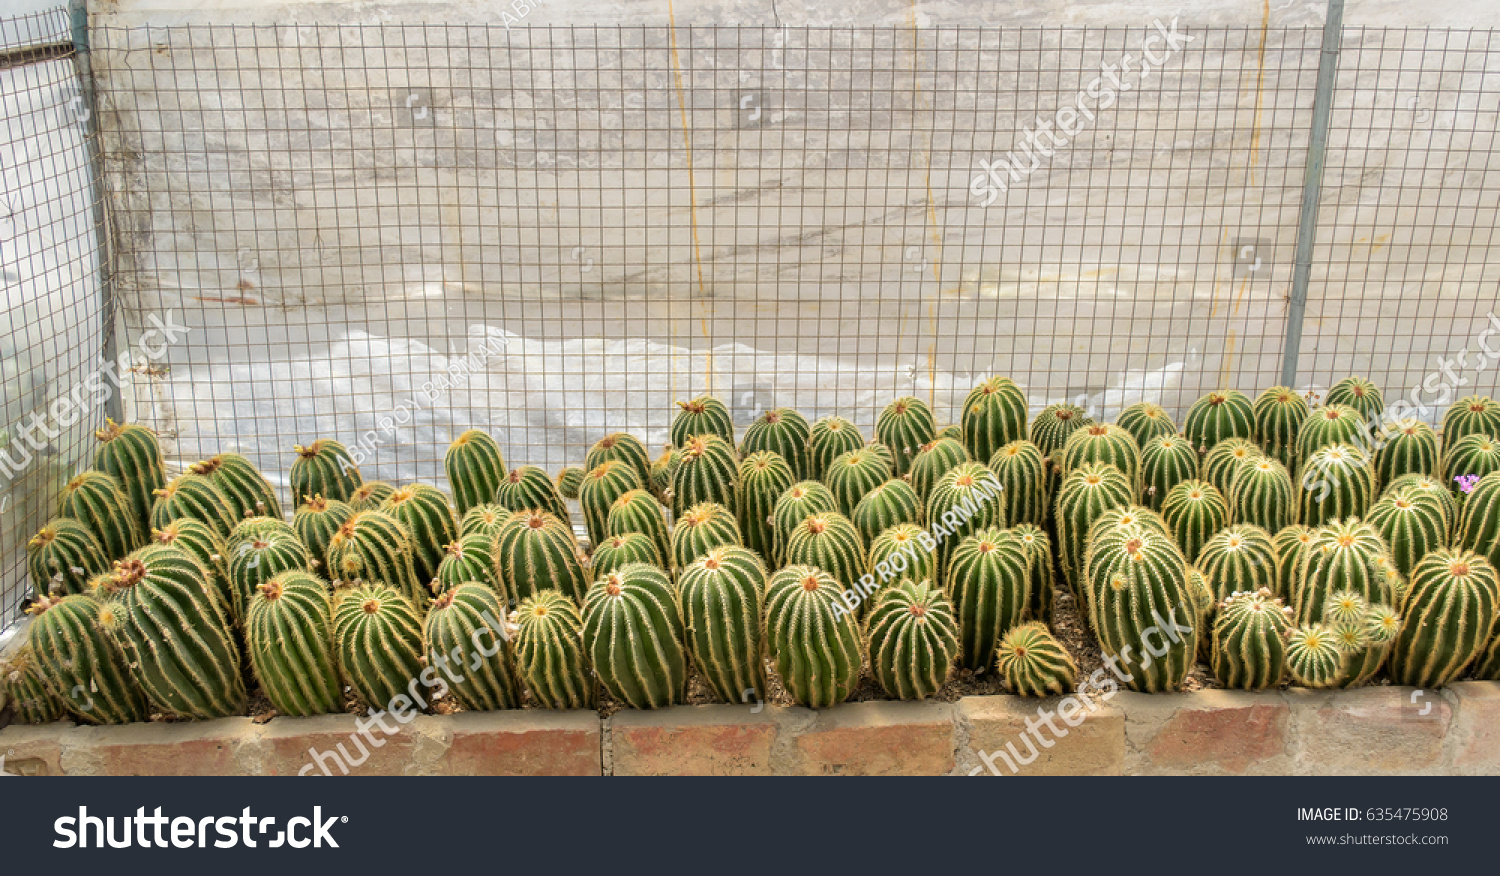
1374,418,1440,485
851,478,922,546
926,462,1005,578
443,430,506,515
808,416,865,481
228,527,312,620
584,432,653,492
189,453,281,521
677,546,767,703
325,509,428,607
909,437,970,504
671,395,735,447
785,511,867,597
494,465,570,523
495,510,589,603
1298,443,1376,527
582,563,687,709
736,451,796,561
1088,527,1198,692
671,434,739,517
1194,524,1279,605
93,419,167,531
1388,549,1499,688
946,527,1031,671
26,593,150,724
1366,485,1449,579
1294,518,1396,625
961,376,1029,464
1140,433,1200,512
876,397,938,477
380,484,459,587
150,473,238,540
1184,390,1256,451
671,502,742,569
1296,403,1367,460
332,585,425,712
770,480,838,567
291,439,363,507
579,459,646,548
1253,386,1310,471
1116,402,1176,449
1062,423,1141,492
824,447,893,516
1055,462,1135,596
293,495,354,576
58,471,146,561
868,523,937,593
1442,395,1500,450
1158,479,1227,567
423,583,522,711
864,579,959,700
987,439,1047,527
1202,438,1262,499
764,565,862,708
512,589,596,709
740,408,811,480
245,570,341,717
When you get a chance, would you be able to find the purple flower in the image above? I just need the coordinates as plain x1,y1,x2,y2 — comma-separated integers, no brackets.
1455,474,1480,494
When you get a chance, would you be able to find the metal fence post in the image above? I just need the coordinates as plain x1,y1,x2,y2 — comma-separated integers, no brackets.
1281,0,1345,389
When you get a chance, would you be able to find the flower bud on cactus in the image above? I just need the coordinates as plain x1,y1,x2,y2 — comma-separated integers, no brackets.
325,509,428,607
737,451,795,561
865,578,958,700
1013,522,1056,625
494,465,570,523
105,545,246,718
786,511,867,597
332,585,424,712
26,594,150,724
380,484,459,587
1296,403,1365,460
671,395,735,447
1159,479,1228,565
771,481,838,567
764,566,862,708
1184,390,1256,450
228,528,311,621
433,533,504,599
291,440,363,508
189,453,281,521
1140,434,1199,513
1089,529,1197,692
1456,470,1500,570
1116,402,1177,449
987,440,1046,527
962,376,1029,464
293,495,353,575
27,518,109,598
592,532,664,577
1055,462,1135,596
2,646,66,725
678,546,768,702
512,589,596,708
741,408,812,480
876,397,938,477
1298,443,1377,526
1326,376,1385,422
1202,438,1262,499
1442,433,1500,494
495,510,588,603
851,478,922,547
1211,589,1290,690
995,621,1078,697
1062,423,1142,493
59,471,147,562
557,466,585,501
1388,549,1499,688
151,473,239,541
460,503,514,540
1373,418,1439,485
245,571,340,717
1294,518,1396,625
606,488,672,565
909,437,970,505
583,563,687,709
443,430,505,515
585,432,653,491
348,481,396,513
1253,386,1311,471
93,419,166,531
671,434,739,517
947,528,1031,671
1442,395,1500,452
869,523,936,591
424,583,522,711
1366,486,1449,579
1194,524,1279,607
580,459,646,548
1228,455,1298,534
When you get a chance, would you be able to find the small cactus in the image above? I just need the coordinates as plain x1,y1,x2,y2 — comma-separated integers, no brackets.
1388,549,1499,688
443,430,505,515
1210,589,1291,690
926,462,1005,579
1159,479,1228,566
1116,401,1177,449
58,471,147,561
671,502,742,569
1139,434,1200,513
961,376,1029,464
348,481,397,513
785,511,867,597
605,488,672,565
292,495,354,575
1373,418,1439,485
584,432,654,492
677,546,768,703
26,594,150,724
245,571,341,717
1441,395,1500,452
1228,455,1298,534
2,646,66,725
591,532,664,577
150,473,238,540
579,459,646,548
1295,403,1366,461
582,563,687,709
808,416,865,480
1194,524,1279,605
556,466,585,501
325,510,428,607
648,447,680,504
851,478,922,546
1273,525,1317,601
93,419,167,531
380,484,459,587
1184,390,1256,450
1252,386,1310,471
495,510,588,603
868,523,937,593
1298,443,1377,526
423,583,522,711
494,465,570,523
864,579,959,700
741,408,812,480
432,533,505,599
1366,485,1450,579
1326,376,1385,423
670,434,739,517
995,621,1078,697
764,566,862,708
947,528,1031,671
737,451,795,561
26,518,109,598
291,439,363,508
1062,423,1141,492
824,447,893,516
1030,402,1094,502
460,503,515,540
908,437,971,505
1055,462,1135,596
770,480,838,567
1201,437,1262,498
876,397,938,477
512,589,595,708
332,585,425,712
189,453,281,520
987,440,1047,527
670,395,735,447
1387,473,1460,539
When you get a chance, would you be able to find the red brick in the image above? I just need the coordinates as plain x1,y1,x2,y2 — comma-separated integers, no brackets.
612,705,774,775
0,724,71,776
87,719,246,776
259,714,421,776
958,695,1123,776
444,710,599,776
791,701,953,776
1144,694,1289,774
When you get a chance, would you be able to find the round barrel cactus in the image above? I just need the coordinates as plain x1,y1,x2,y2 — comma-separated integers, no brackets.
1388,549,1499,688
1321,589,1385,688
677,546,767,703
460,504,514,540
809,416,864,481
494,465,570,523
495,510,588,603
433,532,505,599
579,459,646,549
190,453,281,521
671,502,742,569
962,376,1029,464
333,585,425,712
1116,401,1176,449
926,462,1005,578
1055,462,1135,596
1456,470,1500,570
741,408,811,480
1088,528,1197,692
1296,404,1367,461
946,528,1031,671
1062,423,1141,491
27,593,149,724
153,518,230,606
987,439,1047,527
764,565,862,708
245,571,341,717
785,511,867,596
1029,402,1093,461
1442,395,1500,451
556,466,585,501
2,646,66,725
93,419,167,531
58,471,146,561
381,484,459,587
591,532,664,577
1298,443,1376,527
1294,518,1396,625
671,434,739,517
1253,386,1311,471
869,523,936,592
909,437,970,504
876,396,938,477
1211,589,1292,691
585,432,653,492
737,450,795,561
151,473,238,540
1273,525,1316,601
443,430,505,515
1013,522,1056,626
671,395,735,447
1387,472,1460,540
1442,432,1500,495
293,495,354,576
1160,479,1228,565
424,583,522,711
995,621,1077,697
1366,486,1449,579
1202,438,1262,498
606,488,671,566
27,518,109,599
1194,524,1279,605
348,481,397,513
1140,433,1200,512
291,439,363,507
824,447,892,516
1228,455,1298,534
865,579,959,700
583,563,687,709
1374,418,1439,485
1184,390,1255,451
771,481,838,567
1286,623,1345,688
325,509,428,607
851,478,922,546
1326,376,1384,423
228,528,312,620
513,588,596,708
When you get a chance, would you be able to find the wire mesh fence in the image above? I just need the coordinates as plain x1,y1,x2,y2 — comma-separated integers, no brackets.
0,8,107,631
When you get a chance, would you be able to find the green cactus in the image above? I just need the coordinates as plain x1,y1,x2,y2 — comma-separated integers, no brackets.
1159,479,1228,565
737,451,795,561
868,523,937,593
92,419,166,531
821,447,888,517
1013,522,1056,626
1442,432,1500,494
807,416,863,480
26,594,149,724
947,527,1031,671
671,502,741,569
1088,528,1197,692
26,518,109,598
1055,462,1135,596
1296,403,1367,461
1456,470,1500,570
1184,565,1214,657
1363,603,1404,678
2,646,66,725
909,437,970,505
678,546,767,703
987,439,1047,527
1210,589,1291,690
1388,549,1499,688
671,434,739,517
876,397,938,477
423,583,522,711
1321,589,1385,688
226,514,297,549
379,484,458,587
1298,443,1377,526
579,459,646,548
1286,624,1346,688
994,622,1077,697
1388,473,1461,539
671,395,735,447
494,465,570,523
936,424,963,441
764,565,862,708
1228,455,1298,534
58,471,146,562
244,571,341,717
512,589,596,708
1194,524,1279,605
228,526,312,620
1293,518,1396,625
1366,486,1449,579
1139,434,1200,512
1442,395,1500,451
1184,390,1256,451
741,408,812,480
962,376,1029,463
1273,525,1316,601
582,563,687,709
495,510,588,603
926,462,1005,576
1062,423,1141,491
556,467,585,501
291,440,363,507
292,495,354,577
325,509,428,607
1202,437,1262,498
103,545,246,718
1253,386,1310,471
443,430,505,515
649,447,680,504
150,473,238,540
1030,403,1094,500
864,578,958,700
585,432,653,491
1082,511,1171,630
770,480,838,567
1373,418,1439,485
460,503,515,540
332,585,425,711
152,518,230,606
1116,401,1177,449
348,481,397,513
189,453,281,521
606,488,672,566
433,533,505,599
851,478,922,546
785,511,867,596
591,532,664,577
1326,376,1384,423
